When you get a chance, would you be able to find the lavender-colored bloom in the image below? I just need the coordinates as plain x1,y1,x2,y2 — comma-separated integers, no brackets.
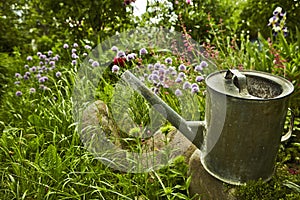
92,61,100,67
71,48,77,54
73,43,79,48
154,63,161,70
152,74,159,81
25,72,31,76
14,81,20,85
82,53,88,57
16,91,22,96
39,54,47,60
200,61,208,68
38,76,48,83
159,75,165,82
56,71,62,77
191,85,199,94
112,65,120,73
191,83,198,88
24,64,29,69
148,64,154,70
194,65,203,72
111,46,118,52
29,88,36,94
39,84,48,91
127,53,136,60
88,58,94,63
178,64,186,71
72,53,78,59
52,56,59,61
29,66,37,72
49,61,55,66
196,76,204,82
175,77,183,83
39,61,44,66
152,70,159,75
178,72,186,78
36,74,41,79
71,60,77,66
63,44,69,49
139,48,148,55
48,50,53,56
175,89,183,96
27,56,33,61
84,45,92,50
37,52,42,57
183,81,191,90
152,87,159,94
117,51,125,58
15,73,22,78
165,57,172,64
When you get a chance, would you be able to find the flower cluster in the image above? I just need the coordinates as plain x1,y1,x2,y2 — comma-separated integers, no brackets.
268,6,288,37
14,50,63,97
110,47,207,96
123,0,136,6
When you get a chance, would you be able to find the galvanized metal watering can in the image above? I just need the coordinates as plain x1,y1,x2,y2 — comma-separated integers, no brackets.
122,69,294,185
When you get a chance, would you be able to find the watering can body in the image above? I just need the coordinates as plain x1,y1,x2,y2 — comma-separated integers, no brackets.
122,69,294,185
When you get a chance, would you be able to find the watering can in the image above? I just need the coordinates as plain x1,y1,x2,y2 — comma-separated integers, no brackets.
121,69,294,185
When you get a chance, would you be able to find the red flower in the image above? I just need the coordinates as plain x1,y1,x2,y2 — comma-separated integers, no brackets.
113,57,127,67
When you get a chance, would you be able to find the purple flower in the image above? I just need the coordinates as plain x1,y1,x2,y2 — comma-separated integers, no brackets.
49,61,55,66
148,64,154,70
200,61,208,68
178,72,186,79
14,81,20,85
15,91,22,96
39,54,47,60
71,48,77,54
39,84,48,91
191,85,199,94
71,60,77,66
92,61,99,67
72,53,78,59
15,73,22,78
84,45,92,50
154,63,161,70
25,72,31,76
37,52,42,57
39,61,44,66
52,56,59,61
27,56,33,61
165,57,172,64
178,64,186,71
29,66,37,72
117,51,125,58
38,76,48,83
175,89,182,96
88,59,94,63
183,81,191,89
194,65,203,72
48,50,53,56
139,48,148,55
111,46,118,52
56,71,62,77
73,43,79,48
36,74,41,79
175,77,183,83
82,53,88,57
29,88,36,94
191,83,198,88
24,65,29,69
127,53,136,60
112,65,120,73
63,44,69,49
196,76,204,82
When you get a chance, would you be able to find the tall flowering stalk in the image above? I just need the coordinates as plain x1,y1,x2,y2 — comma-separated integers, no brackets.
268,6,288,37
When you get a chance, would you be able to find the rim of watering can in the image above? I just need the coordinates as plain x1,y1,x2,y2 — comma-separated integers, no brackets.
205,70,294,100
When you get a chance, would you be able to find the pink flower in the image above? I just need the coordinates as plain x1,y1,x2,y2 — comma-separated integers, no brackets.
186,0,192,4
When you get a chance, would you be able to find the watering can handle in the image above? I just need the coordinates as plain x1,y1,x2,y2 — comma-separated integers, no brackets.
281,108,295,142
225,69,250,96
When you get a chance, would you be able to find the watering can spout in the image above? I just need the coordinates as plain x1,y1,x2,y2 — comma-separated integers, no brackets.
121,70,205,149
